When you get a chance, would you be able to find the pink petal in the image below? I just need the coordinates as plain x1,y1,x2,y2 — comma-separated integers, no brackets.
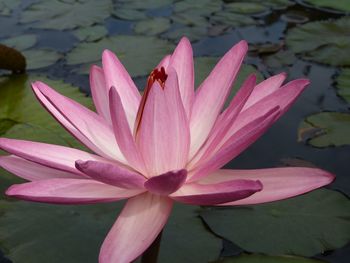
171,179,262,205
242,72,286,110
6,178,142,204
189,107,280,182
0,138,107,175
109,87,146,173
102,50,141,131
189,74,256,168
137,70,190,176
156,54,171,69
0,155,81,181
199,168,335,205
75,160,146,189
189,41,248,158
99,193,173,263
90,65,111,122
168,37,194,117
32,81,125,161
144,169,187,195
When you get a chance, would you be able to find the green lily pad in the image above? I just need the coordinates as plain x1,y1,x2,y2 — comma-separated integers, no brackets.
213,254,326,263
20,0,113,30
262,0,295,9
66,35,174,77
174,0,222,14
298,112,350,147
200,189,350,256
286,17,350,66
117,0,174,10
134,18,171,36
0,200,220,262
194,57,263,107
1,35,37,51
0,0,20,16
304,0,350,13
336,68,350,104
263,50,297,69
22,50,62,70
171,11,208,27
112,7,148,20
226,2,268,14
164,26,207,43
211,12,256,27
73,25,108,42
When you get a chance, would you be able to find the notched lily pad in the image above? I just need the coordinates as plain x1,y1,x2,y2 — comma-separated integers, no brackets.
335,68,350,104
298,112,350,147
22,50,62,70
66,35,174,77
286,17,350,66
20,0,113,30
134,17,171,36
201,189,350,256
73,25,108,42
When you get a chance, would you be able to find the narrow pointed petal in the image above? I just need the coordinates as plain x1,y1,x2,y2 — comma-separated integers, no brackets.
189,74,256,168
199,168,335,205
138,70,190,176
168,37,194,117
6,179,142,204
102,50,141,130
90,65,111,122
242,72,286,110
171,179,262,205
0,138,107,175
0,155,81,181
75,160,146,189
99,193,173,263
189,41,248,158
156,54,171,69
144,169,187,195
32,81,125,161
189,107,280,182
109,87,146,173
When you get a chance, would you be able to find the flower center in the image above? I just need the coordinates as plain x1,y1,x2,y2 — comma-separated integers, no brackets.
134,67,168,136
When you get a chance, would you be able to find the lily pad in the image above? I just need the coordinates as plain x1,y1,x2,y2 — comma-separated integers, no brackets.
226,2,268,14
0,0,20,16
200,189,350,256
20,0,113,30
66,35,174,77
194,57,263,107
112,7,148,21
298,112,350,147
263,50,297,70
22,50,62,70
117,0,174,10
286,17,350,66
73,25,108,42
210,12,256,27
134,17,171,35
214,254,326,263
0,200,220,263
336,68,350,104
304,0,350,13
164,26,207,43
171,11,208,27
174,0,222,14
1,34,37,51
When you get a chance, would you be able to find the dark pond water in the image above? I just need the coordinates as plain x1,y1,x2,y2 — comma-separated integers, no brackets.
0,0,349,262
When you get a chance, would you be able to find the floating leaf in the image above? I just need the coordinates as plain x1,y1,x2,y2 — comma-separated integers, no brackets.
164,26,207,42
298,112,350,147
20,0,113,30
336,68,350,104
304,0,350,13
174,0,222,14
201,189,350,256
134,17,171,35
214,254,326,263
117,0,174,10
22,50,61,70
112,7,148,20
73,25,108,42
210,12,256,27
0,0,20,16
226,2,268,14
171,11,208,27
66,35,174,77
263,50,297,69
286,17,350,66
1,35,37,51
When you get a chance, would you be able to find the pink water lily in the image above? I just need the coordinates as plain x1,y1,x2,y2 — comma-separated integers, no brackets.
0,37,334,263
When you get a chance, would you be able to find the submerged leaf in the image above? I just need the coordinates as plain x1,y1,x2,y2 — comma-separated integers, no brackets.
201,189,350,256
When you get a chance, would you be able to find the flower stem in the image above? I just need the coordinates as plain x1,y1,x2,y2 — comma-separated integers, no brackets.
141,231,163,263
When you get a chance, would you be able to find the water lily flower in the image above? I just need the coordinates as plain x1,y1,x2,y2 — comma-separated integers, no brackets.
0,37,334,263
